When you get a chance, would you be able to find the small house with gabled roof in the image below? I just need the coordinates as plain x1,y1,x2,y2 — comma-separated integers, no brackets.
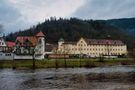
0,37,15,60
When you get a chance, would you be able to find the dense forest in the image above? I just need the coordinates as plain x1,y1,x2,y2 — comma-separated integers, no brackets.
6,17,135,49
106,18,135,35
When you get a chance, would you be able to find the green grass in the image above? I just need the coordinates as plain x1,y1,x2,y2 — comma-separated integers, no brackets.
0,58,135,69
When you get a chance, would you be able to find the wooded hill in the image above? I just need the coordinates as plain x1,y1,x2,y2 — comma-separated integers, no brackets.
6,17,135,49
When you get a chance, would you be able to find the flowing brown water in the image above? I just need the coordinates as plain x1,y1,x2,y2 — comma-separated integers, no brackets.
0,66,135,90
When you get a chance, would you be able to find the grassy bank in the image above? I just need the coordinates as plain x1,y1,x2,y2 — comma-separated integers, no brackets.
0,58,135,69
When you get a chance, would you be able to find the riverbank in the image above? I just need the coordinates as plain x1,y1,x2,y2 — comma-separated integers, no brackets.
0,58,135,69
0,66,135,90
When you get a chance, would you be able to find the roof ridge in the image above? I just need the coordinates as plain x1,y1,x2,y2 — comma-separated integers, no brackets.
36,31,45,37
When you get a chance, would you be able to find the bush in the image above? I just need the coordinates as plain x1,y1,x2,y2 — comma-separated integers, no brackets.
84,61,96,68
98,56,104,62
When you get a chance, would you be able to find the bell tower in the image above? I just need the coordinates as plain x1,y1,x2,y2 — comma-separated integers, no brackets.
58,38,64,51
35,31,45,59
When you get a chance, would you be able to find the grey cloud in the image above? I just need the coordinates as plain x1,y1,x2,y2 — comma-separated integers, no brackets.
1,0,135,34
3,0,61,33
72,0,135,19
0,0,21,23
0,0,23,33
0,0,35,34
5,20,34,34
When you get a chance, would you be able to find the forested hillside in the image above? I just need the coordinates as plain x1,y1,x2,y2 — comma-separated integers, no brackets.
6,17,135,49
106,18,135,35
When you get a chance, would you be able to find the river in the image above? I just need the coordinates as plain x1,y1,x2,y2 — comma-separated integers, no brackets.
0,66,135,90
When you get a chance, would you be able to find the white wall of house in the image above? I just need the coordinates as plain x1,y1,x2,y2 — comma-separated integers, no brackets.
58,38,127,57
34,36,45,60
14,54,45,60
14,54,33,60
0,37,7,52
0,52,13,60
0,39,6,47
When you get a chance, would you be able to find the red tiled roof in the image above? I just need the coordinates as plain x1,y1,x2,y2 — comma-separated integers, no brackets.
36,31,45,37
6,42,15,48
63,42,76,45
84,38,124,45
62,38,125,45
16,36,37,46
15,32,45,47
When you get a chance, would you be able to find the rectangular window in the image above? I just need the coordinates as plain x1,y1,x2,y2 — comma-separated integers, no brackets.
5,54,11,56
16,49,21,54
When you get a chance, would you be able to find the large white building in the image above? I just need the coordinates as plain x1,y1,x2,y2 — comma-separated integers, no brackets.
57,37,127,57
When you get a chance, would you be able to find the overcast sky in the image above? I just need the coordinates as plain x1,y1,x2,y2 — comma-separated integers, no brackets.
0,0,135,33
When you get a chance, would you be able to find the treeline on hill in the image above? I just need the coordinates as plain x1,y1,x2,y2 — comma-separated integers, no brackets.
6,17,135,49
106,18,135,35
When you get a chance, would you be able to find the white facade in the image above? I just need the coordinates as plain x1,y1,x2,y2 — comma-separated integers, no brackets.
35,36,45,60
0,52,14,60
58,37,127,57
0,37,14,60
0,38,6,46
14,55,33,60
0,37,7,51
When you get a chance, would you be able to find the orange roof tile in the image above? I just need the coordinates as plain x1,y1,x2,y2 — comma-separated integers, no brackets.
16,36,38,46
36,31,45,37
83,38,124,45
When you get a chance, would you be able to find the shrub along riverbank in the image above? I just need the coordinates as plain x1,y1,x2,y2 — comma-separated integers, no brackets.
0,58,135,69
